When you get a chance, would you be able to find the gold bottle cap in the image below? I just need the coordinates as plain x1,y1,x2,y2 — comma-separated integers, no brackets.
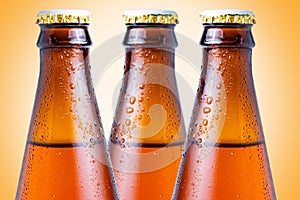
200,9,256,24
123,9,179,24
36,9,91,24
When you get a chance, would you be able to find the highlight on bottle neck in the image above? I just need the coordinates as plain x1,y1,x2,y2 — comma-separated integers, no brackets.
199,9,256,48
36,9,92,48
122,9,178,48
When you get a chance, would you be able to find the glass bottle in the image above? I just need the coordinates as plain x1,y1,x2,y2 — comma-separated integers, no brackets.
16,9,117,200
173,9,276,200
109,10,186,200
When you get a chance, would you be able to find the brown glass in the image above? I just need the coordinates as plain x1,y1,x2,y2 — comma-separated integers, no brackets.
173,24,276,199
16,24,117,200
109,24,186,199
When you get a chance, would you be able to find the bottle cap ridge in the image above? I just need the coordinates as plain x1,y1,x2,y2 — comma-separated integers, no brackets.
36,9,91,24
123,9,178,24
200,9,256,24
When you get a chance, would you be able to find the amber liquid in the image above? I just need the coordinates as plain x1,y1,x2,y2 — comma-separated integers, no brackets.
110,142,182,200
16,142,115,200
175,142,274,200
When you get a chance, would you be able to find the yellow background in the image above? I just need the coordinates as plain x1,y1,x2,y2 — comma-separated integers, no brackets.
0,0,299,199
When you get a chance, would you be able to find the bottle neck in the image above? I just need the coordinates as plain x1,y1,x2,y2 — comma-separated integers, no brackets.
111,25,184,145
123,24,178,49
31,25,100,144
37,24,92,48
200,24,255,48
121,25,178,93
194,25,263,144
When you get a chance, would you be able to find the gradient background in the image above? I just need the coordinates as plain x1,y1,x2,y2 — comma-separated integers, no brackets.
0,0,299,199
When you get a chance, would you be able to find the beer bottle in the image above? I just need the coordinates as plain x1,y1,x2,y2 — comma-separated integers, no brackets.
173,10,276,199
109,10,186,200
16,9,117,200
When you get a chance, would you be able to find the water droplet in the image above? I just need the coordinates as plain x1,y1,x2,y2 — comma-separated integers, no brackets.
121,138,125,143
126,107,134,114
196,159,200,163
138,97,144,102
139,84,145,89
230,152,234,156
159,194,163,198
57,152,61,156
90,138,94,144
71,65,76,71
125,119,131,126
137,115,142,120
70,83,75,89
216,65,221,70
198,138,202,143
203,107,211,114
202,119,208,126
216,84,222,89
65,97,69,100
206,96,213,105
129,96,136,104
